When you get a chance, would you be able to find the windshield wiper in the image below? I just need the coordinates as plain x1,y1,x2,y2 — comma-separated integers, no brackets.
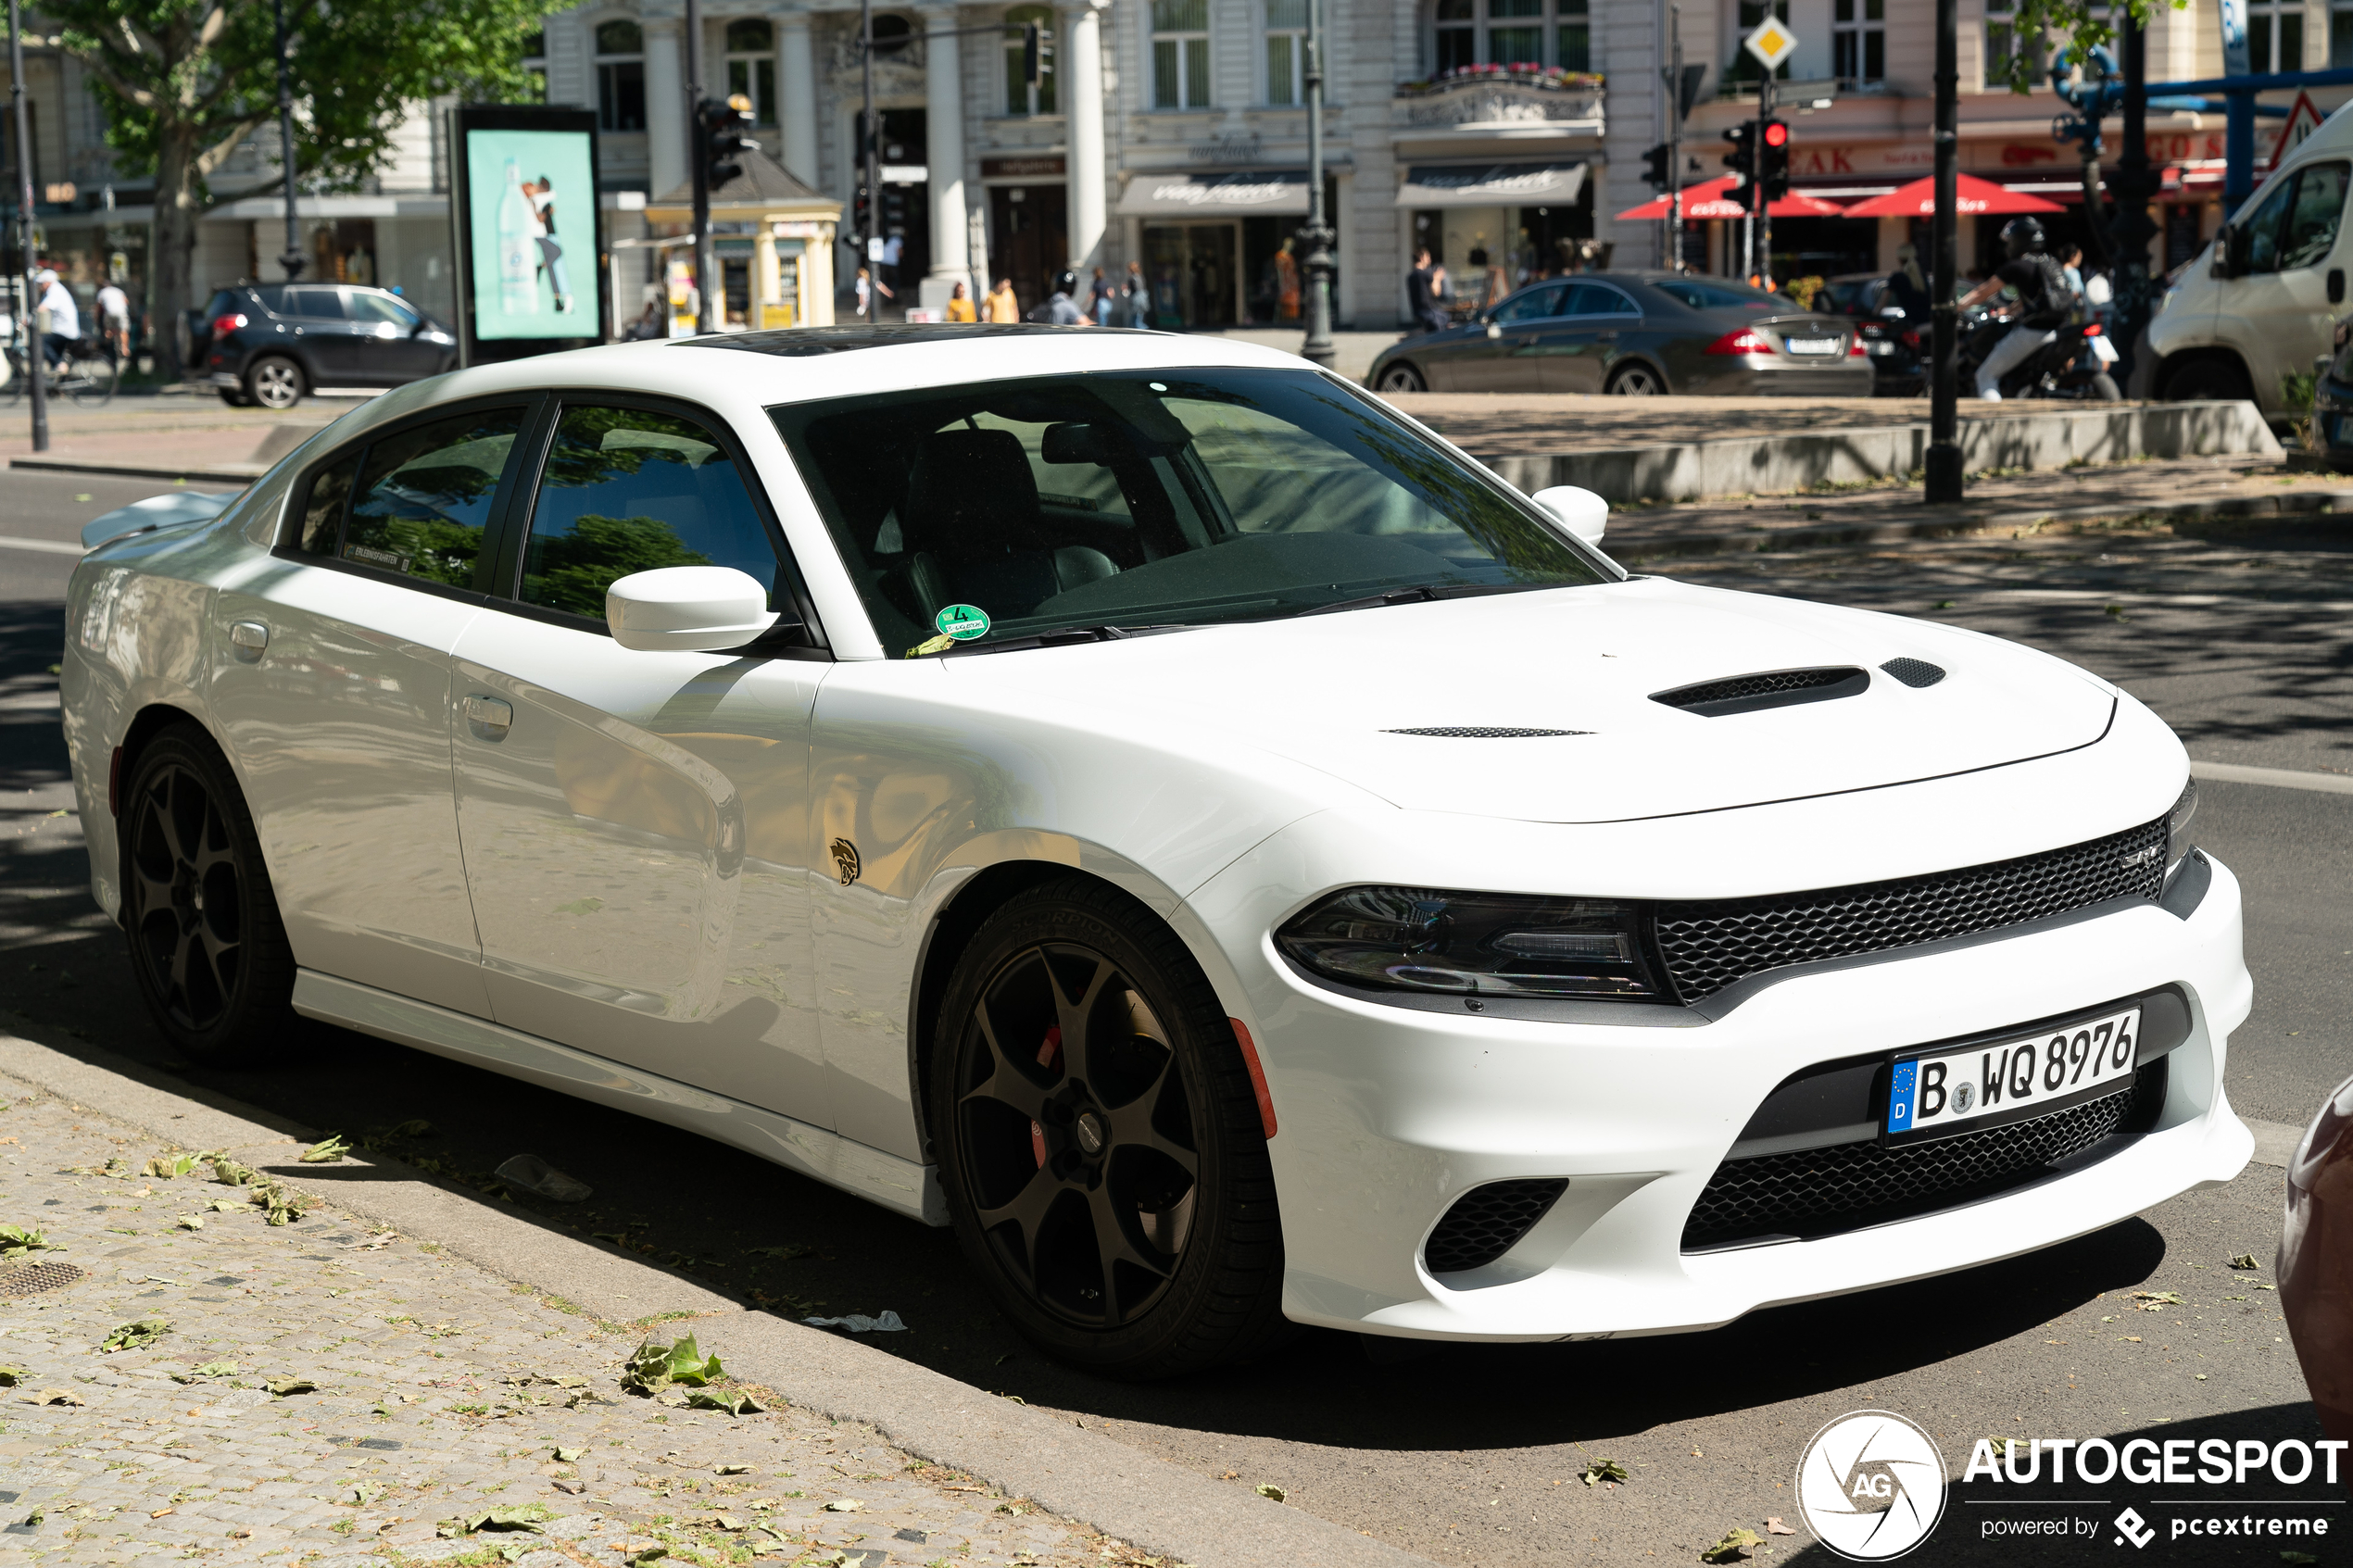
935,623,1193,657
1289,582,1541,619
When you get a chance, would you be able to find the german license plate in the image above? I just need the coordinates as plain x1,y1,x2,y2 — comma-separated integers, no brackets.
1785,337,1840,356
1885,1007,2140,1139
2088,334,2120,363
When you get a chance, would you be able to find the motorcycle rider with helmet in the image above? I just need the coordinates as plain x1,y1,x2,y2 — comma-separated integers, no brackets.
1957,217,2076,400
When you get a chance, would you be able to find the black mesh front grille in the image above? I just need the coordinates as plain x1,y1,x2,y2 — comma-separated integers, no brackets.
1383,726,1591,738
1424,1178,1569,1273
1654,818,2168,1002
1653,667,1864,710
1681,1067,2162,1252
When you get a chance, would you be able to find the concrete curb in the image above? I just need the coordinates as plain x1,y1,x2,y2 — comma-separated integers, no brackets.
0,1013,1435,1568
1610,482,2353,562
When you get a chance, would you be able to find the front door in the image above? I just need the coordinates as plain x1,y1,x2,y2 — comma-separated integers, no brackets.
2217,158,2351,407
1459,282,1566,393
346,289,444,383
1535,281,1645,394
449,397,831,1121
209,401,533,1016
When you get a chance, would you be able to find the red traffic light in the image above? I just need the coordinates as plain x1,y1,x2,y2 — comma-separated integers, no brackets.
1762,119,1790,148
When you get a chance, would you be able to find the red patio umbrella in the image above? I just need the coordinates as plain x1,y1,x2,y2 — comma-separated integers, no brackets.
1616,177,1849,220
1839,172,2064,218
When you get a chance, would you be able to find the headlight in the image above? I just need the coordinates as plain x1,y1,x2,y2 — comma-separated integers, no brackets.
1276,886,1665,999
2167,777,2198,872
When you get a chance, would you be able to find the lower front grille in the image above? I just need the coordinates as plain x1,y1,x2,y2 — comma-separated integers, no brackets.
1424,1178,1569,1274
1681,1062,2165,1252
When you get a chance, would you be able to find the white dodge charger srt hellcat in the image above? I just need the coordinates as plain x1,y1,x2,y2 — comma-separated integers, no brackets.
59,324,2251,1377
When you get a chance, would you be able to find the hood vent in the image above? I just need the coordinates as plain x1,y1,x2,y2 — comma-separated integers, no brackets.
1880,657,1947,688
1384,726,1592,738
1650,666,1869,718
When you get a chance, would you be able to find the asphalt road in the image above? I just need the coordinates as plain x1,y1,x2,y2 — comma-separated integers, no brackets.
0,470,2345,1566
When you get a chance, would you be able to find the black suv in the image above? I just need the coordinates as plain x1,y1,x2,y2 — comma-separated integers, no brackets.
190,282,458,408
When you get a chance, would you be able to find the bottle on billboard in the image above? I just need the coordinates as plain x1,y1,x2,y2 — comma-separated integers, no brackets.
497,158,538,315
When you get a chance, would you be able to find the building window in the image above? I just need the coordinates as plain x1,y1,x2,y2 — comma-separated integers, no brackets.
1004,4,1058,115
1265,0,1306,107
520,30,547,103
595,20,646,132
1832,0,1882,84
1428,0,1591,76
1152,0,1212,109
2335,0,2353,66
724,19,776,126
2250,0,2305,72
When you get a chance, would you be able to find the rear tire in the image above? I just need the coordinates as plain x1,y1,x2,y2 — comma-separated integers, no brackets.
2161,356,2252,405
1605,362,1666,395
218,387,251,408
929,877,1290,1379
1376,363,1427,393
120,724,297,1066
245,355,305,410
2089,372,2122,402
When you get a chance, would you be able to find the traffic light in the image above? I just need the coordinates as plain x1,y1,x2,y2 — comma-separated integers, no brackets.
1758,119,1792,202
852,182,874,245
1020,20,1044,90
1641,143,1671,193
1720,123,1756,211
699,94,757,191
880,182,909,235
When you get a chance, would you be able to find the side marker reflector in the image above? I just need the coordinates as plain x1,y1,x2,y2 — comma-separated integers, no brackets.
1229,1018,1277,1140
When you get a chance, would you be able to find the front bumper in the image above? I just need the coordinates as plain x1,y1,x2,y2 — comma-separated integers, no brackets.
1194,840,2251,1343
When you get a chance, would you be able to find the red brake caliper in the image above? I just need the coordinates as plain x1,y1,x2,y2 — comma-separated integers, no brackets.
1031,1026,1063,1166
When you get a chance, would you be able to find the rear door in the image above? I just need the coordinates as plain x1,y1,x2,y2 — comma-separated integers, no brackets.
2216,159,2351,408
208,399,533,1015
1535,282,1647,393
449,396,834,1121
283,286,364,383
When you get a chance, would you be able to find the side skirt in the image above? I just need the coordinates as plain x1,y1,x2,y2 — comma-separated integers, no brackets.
291,970,948,1225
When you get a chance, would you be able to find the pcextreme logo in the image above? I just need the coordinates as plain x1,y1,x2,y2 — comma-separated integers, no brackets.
1796,1411,1948,1561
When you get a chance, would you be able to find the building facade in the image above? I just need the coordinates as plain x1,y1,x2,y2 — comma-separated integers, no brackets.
8,0,2353,342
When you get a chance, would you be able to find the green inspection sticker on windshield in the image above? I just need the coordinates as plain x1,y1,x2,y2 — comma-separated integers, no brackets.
935,604,991,641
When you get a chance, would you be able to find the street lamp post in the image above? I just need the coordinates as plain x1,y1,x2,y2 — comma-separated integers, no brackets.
687,0,713,334
1297,0,1334,368
1924,0,1962,502
859,0,879,319
9,0,46,451
272,0,304,281
1667,5,1684,274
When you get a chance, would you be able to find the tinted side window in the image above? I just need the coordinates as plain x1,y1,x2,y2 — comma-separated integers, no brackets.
252,287,290,316
518,405,779,622
1563,283,1638,316
293,452,359,556
287,289,348,320
343,409,524,587
1491,284,1565,323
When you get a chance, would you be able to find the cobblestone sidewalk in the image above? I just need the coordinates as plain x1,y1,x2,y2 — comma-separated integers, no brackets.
0,1088,1149,1568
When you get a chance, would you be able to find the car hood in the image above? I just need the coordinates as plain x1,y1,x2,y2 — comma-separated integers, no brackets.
938,576,2119,824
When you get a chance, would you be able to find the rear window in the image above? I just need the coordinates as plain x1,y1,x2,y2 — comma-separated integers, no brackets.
774,367,1610,655
1653,280,1778,312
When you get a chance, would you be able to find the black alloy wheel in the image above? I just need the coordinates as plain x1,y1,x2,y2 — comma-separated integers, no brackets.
1376,363,1427,393
931,879,1289,1377
121,725,296,1064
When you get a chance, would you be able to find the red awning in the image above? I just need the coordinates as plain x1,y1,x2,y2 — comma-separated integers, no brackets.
1616,176,1848,220
1840,173,2067,218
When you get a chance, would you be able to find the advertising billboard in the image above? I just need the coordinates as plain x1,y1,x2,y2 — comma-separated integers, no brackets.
449,105,605,364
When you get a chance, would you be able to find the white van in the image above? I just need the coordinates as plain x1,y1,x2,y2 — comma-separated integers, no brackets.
2147,97,2353,411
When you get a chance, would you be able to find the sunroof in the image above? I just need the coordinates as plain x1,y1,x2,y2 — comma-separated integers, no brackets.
674,323,1081,358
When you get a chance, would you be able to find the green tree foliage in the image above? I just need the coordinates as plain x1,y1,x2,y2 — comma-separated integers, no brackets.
29,0,559,377
1984,0,2191,96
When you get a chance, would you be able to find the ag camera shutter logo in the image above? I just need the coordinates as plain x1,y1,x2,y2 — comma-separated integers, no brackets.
1795,1411,1947,1561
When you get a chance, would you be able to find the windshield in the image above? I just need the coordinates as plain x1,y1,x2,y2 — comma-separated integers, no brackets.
773,367,1611,655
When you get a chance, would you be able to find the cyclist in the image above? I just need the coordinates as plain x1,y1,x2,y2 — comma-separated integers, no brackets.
35,269,82,372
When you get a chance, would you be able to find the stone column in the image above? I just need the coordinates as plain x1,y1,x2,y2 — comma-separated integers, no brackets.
1060,0,1109,271
776,8,820,186
923,3,970,306
644,13,689,201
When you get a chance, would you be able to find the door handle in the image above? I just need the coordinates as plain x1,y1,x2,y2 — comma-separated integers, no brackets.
229,621,268,660
464,693,514,739
1596,330,1619,340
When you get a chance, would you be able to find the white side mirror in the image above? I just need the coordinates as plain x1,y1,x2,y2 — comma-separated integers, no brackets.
1531,484,1608,547
606,566,782,653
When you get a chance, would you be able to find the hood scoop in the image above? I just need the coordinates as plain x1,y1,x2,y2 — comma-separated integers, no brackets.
1651,666,1869,718
1384,726,1592,738
1880,657,1948,688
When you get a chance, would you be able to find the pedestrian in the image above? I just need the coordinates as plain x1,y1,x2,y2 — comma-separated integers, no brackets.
879,232,904,295
945,280,977,321
2058,244,2087,312
1957,216,2070,400
1031,269,1091,325
986,276,1022,322
854,265,893,320
1088,266,1117,326
94,278,131,362
1124,261,1151,329
1406,246,1447,333
1885,242,1931,320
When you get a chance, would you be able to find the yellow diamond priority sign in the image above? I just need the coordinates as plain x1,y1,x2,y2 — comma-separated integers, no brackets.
1744,17,1798,70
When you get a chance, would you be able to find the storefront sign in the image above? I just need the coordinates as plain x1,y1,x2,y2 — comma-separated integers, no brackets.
1393,161,1588,208
982,157,1065,178
449,104,606,360
1117,170,1312,217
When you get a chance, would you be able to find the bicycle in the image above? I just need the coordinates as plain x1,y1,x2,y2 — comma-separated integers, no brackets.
1,336,120,408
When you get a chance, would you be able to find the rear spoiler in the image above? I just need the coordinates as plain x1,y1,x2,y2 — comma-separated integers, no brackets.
82,489,243,550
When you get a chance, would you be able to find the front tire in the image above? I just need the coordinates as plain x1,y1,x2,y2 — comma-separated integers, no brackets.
2161,356,2252,405
120,724,297,1065
1376,362,1427,393
245,355,305,410
929,878,1289,1379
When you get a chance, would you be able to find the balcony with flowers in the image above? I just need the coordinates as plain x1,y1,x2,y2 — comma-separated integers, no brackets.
1393,63,1605,135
